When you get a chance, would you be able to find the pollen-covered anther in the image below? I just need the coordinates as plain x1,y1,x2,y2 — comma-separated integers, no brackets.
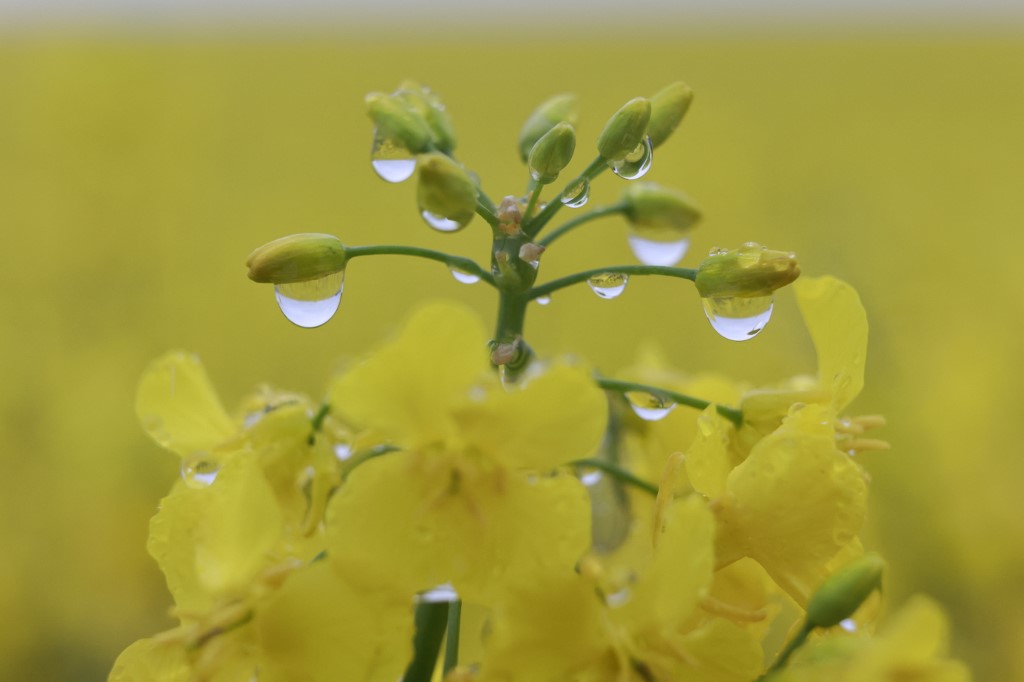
497,195,524,235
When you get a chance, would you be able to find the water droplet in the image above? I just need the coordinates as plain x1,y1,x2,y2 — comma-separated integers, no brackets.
181,454,219,488
587,272,628,299
604,586,632,608
839,618,858,633
701,295,774,341
417,583,459,603
580,469,603,486
334,442,353,462
608,136,653,180
625,391,677,421
448,266,481,285
627,233,690,266
370,129,416,183
274,271,344,328
535,295,551,306
560,178,590,208
420,209,466,233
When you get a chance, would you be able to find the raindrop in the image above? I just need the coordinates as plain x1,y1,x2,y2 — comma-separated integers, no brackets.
840,618,858,633
580,469,603,486
274,271,344,328
370,129,416,183
701,295,774,341
420,209,466,233
560,178,591,208
625,391,677,421
627,233,689,266
535,295,551,306
604,586,632,608
334,442,353,462
587,272,628,300
418,583,459,603
608,136,653,180
181,454,219,488
448,266,481,285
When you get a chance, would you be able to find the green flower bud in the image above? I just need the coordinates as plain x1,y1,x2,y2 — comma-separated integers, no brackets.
395,81,457,153
695,242,800,298
246,233,347,284
806,553,885,628
597,97,651,161
517,93,579,163
527,122,576,184
621,182,700,232
647,81,693,149
417,153,477,228
366,92,433,154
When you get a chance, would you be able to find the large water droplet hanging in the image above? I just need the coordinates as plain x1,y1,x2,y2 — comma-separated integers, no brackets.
420,210,467,233
560,178,591,208
535,295,551,306
609,136,653,180
370,129,416,183
181,453,219,488
625,391,677,421
448,265,480,285
627,233,690,266
587,272,628,299
702,295,774,341
274,271,344,328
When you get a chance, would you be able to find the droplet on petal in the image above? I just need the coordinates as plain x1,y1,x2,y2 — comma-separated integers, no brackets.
181,453,220,488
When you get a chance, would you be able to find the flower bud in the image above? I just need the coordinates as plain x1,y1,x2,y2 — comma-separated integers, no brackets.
806,553,885,628
416,153,477,228
365,92,433,154
695,243,800,298
394,81,457,153
647,81,693,149
246,233,347,284
517,93,579,163
527,122,576,184
597,97,651,161
621,182,700,232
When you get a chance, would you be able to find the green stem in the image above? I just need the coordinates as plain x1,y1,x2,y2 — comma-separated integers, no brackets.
528,265,697,301
573,458,658,496
345,245,496,287
494,290,529,344
523,181,545,221
525,156,608,238
404,601,449,682
308,403,331,438
538,203,627,247
596,378,743,426
476,198,500,230
444,600,462,674
758,621,814,680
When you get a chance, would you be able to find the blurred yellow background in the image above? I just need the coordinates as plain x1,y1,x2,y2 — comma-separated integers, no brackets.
1,27,1022,681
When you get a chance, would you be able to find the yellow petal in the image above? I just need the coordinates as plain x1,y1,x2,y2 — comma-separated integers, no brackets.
678,618,765,682
327,302,490,445
109,637,189,682
256,561,413,682
684,406,735,498
136,351,235,457
720,404,867,605
793,276,868,411
455,363,607,470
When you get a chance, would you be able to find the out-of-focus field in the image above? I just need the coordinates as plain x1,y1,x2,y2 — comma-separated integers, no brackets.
0,31,1022,681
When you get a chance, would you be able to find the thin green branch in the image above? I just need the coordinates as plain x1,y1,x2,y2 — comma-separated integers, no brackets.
538,203,627,247
525,156,608,238
573,458,658,496
528,264,697,301
404,602,449,682
596,377,744,426
476,198,500,230
345,245,496,287
758,621,814,680
444,600,462,674
523,181,544,221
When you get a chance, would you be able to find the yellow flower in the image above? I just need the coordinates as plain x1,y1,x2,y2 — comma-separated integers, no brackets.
769,596,971,682
324,302,608,601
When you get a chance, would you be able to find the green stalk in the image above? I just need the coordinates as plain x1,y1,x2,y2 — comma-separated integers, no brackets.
404,601,449,682
538,203,627,247
596,378,743,426
346,245,496,287
525,156,608,237
573,458,658,496
758,621,814,680
444,600,462,674
523,181,545,221
528,265,697,301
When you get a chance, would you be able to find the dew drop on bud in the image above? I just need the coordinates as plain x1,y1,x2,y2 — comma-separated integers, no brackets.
625,391,677,421
370,128,416,183
181,453,220,488
448,265,481,285
702,295,774,341
627,233,690,266
587,272,628,299
274,271,344,328
535,295,551,306
560,177,591,208
420,209,467,233
608,136,653,180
